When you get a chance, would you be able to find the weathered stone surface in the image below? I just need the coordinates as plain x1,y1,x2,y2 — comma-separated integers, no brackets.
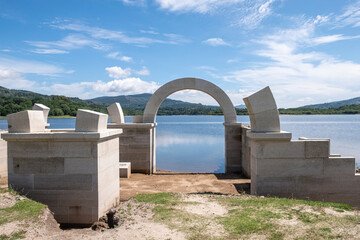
0,131,7,179
107,102,124,124
32,103,50,124
13,157,65,174
143,78,237,124
7,110,45,133
243,86,280,132
75,109,108,132
3,128,121,225
119,162,131,178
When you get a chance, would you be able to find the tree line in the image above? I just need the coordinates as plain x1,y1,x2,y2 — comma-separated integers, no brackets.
1,95,360,117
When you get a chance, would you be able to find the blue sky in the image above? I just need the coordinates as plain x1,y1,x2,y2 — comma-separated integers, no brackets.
1,0,360,108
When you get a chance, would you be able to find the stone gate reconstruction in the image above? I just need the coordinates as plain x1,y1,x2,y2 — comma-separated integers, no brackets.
0,77,359,225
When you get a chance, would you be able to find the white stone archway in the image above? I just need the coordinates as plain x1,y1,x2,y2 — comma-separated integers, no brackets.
140,77,242,174
143,78,237,123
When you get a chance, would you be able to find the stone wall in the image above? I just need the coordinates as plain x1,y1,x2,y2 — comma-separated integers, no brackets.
249,133,360,207
109,123,155,174
2,129,121,225
0,130,7,180
241,125,251,178
224,123,243,173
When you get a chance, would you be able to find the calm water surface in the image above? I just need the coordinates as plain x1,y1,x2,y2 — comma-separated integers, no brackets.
1,115,359,173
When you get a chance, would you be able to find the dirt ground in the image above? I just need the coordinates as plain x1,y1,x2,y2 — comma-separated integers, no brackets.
0,172,251,240
120,171,251,201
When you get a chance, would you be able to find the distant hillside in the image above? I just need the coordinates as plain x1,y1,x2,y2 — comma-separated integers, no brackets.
0,86,226,117
300,97,360,109
89,93,209,109
0,86,107,116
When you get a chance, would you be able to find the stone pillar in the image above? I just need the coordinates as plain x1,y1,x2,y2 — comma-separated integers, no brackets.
0,130,7,181
224,123,243,174
1,109,122,225
241,125,251,177
108,123,156,174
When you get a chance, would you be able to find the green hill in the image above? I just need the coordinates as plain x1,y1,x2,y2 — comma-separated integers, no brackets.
300,97,360,109
0,86,225,117
0,86,108,117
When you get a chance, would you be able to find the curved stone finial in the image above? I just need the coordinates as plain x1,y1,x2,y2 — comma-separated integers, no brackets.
7,110,45,133
32,103,50,123
107,102,125,124
243,86,280,132
75,109,108,132
143,77,237,123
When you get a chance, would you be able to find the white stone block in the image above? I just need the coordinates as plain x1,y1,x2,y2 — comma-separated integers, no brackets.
7,110,45,133
32,103,50,124
243,86,280,132
243,86,278,114
119,162,131,178
132,115,143,123
75,109,108,132
107,102,125,124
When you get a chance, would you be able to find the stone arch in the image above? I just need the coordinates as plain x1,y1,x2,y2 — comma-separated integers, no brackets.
143,78,237,123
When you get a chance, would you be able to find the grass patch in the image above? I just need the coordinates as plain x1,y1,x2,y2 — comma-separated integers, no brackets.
0,230,26,240
131,193,360,240
0,199,46,225
133,192,178,205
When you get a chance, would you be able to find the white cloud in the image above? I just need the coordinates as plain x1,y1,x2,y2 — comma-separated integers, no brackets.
0,68,36,89
221,23,360,107
135,66,150,76
154,0,243,13
105,66,132,78
312,34,360,45
335,0,360,27
105,65,150,78
30,49,69,54
88,77,159,95
120,0,146,6
236,0,276,29
202,38,230,46
0,56,67,76
107,52,133,62
51,22,188,45
140,29,159,35
26,34,108,54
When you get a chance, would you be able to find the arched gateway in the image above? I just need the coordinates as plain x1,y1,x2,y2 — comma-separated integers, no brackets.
143,78,237,123
139,77,243,174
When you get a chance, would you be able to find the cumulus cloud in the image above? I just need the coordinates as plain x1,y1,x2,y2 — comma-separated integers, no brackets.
105,66,132,78
202,38,230,46
105,66,150,78
88,77,159,95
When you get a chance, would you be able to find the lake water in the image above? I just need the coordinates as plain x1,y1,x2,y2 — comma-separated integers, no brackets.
1,115,359,173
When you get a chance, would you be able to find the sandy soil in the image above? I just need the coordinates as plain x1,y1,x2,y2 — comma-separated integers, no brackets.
120,171,251,201
0,172,250,240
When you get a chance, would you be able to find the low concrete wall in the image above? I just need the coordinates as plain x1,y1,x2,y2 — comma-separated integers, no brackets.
109,123,155,174
1,129,122,225
249,132,360,207
241,125,251,178
224,123,243,173
0,130,7,180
